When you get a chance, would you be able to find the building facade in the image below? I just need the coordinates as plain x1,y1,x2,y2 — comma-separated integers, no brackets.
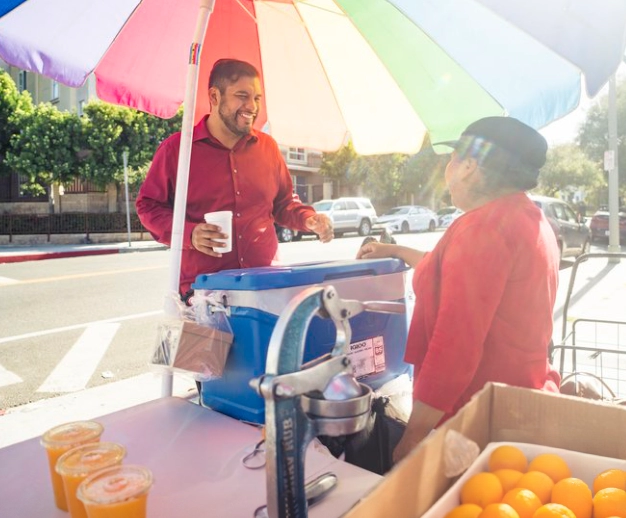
0,63,329,214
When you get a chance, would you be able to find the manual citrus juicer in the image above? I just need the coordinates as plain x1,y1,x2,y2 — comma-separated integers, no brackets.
250,285,405,518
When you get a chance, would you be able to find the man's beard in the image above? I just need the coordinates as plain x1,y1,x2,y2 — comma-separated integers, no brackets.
218,104,254,137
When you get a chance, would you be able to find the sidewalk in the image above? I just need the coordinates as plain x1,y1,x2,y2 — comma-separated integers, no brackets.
0,239,167,264
1,252,625,450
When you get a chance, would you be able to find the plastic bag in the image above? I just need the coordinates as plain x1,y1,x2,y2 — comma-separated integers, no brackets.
151,291,234,381
343,396,407,475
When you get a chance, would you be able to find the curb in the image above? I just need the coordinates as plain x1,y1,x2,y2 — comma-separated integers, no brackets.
0,244,167,264
0,248,119,264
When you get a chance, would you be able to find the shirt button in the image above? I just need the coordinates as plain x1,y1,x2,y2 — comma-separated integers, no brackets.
236,213,241,217
238,235,242,239
236,191,240,195
240,258,244,262
233,169,237,174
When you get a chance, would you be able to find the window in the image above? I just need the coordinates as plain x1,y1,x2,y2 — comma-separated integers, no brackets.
345,201,359,210
18,70,27,92
51,80,59,101
287,147,306,163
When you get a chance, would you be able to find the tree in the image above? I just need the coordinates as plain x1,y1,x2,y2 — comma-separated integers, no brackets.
578,78,626,194
400,141,449,208
536,144,604,204
348,153,408,209
319,142,358,195
0,70,33,175
5,102,82,198
79,101,182,189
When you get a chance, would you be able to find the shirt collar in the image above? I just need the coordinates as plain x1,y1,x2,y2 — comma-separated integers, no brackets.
193,114,259,149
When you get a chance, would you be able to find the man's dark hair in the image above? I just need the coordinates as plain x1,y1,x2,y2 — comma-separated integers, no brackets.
209,59,260,93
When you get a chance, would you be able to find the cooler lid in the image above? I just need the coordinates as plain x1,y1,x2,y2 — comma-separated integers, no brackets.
192,258,407,291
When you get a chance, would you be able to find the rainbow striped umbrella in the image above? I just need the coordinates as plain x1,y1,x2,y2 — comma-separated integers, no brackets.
2,0,626,155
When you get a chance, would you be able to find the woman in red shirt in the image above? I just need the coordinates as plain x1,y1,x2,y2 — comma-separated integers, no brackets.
357,117,561,463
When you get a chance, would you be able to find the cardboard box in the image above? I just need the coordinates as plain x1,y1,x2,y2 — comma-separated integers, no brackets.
344,383,626,518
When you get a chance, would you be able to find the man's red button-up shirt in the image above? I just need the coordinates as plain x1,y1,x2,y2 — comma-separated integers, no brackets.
136,116,315,295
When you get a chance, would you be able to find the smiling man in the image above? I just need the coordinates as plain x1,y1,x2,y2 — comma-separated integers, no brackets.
136,59,333,300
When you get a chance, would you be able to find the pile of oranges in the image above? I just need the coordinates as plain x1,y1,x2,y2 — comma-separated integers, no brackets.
443,445,626,518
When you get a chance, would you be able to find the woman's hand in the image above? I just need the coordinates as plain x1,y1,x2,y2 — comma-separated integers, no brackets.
356,241,397,260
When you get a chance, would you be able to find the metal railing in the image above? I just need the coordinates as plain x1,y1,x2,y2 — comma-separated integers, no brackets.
0,213,147,242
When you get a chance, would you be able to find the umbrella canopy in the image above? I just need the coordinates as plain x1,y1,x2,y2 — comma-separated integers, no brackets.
2,0,626,155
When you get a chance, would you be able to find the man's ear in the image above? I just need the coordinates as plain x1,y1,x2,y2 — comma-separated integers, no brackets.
208,86,220,107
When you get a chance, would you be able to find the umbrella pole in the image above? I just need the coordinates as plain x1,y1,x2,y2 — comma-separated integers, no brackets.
163,0,216,397
607,74,621,260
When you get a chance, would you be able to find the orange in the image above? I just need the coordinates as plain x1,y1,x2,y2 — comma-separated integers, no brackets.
532,503,576,518
461,472,504,507
515,471,555,504
494,469,525,493
444,503,484,518
551,477,593,518
502,488,543,518
528,454,571,483
594,469,626,494
592,487,626,518
478,503,520,518
489,446,529,473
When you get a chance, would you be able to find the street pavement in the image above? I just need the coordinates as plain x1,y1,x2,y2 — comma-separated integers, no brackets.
0,242,625,449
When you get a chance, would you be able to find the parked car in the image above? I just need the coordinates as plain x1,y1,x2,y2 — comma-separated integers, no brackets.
528,194,591,258
373,205,437,234
274,224,302,243
589,207,626,243
312,197,378,237
436,206,464,228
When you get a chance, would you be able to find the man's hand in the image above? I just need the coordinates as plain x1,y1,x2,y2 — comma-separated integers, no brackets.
305,214,334,243
191,223,229,256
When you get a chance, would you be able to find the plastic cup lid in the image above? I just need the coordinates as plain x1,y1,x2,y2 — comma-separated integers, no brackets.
56,442,126,476
41,421,104,449
77,465,153,506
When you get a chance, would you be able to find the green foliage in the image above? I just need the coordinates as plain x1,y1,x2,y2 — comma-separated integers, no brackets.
536,144,604,204
319,137,449,209
319,141,359,193
0,70,33,175
348,153,407,207
578,79,626,193
80,102,182,188
400,141,449,206
5,103,83,195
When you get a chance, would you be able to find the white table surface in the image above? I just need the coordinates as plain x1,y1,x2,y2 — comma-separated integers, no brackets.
0,397,381,517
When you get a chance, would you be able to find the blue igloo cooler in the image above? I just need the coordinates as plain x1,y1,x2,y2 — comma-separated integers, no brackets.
191,258,412,423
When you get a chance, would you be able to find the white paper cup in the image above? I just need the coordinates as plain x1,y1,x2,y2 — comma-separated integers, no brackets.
203,211,232,253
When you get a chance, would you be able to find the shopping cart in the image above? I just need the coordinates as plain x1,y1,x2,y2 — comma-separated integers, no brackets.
550,252,626,402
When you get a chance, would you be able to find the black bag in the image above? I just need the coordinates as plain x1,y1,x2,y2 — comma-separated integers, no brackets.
343,396,407,475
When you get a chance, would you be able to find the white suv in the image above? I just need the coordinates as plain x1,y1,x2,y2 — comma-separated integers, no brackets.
313,197,378,237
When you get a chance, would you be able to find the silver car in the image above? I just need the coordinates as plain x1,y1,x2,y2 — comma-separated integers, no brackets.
313,197,378,237
373,205,437,234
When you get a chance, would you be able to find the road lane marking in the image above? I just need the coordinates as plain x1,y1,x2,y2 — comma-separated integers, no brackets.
0,310,163,346
0,363,23,388
0,276,19,285
37,323,120,393
0,265,166,286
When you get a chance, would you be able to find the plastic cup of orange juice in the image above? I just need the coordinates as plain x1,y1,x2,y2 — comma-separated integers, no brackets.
40,421,104,511
77,464,153,518
56,442,127,518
